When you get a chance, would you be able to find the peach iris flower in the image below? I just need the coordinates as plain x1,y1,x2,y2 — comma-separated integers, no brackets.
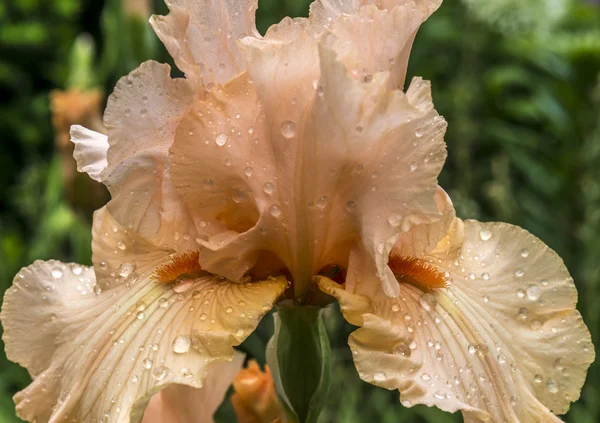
1,1,593,423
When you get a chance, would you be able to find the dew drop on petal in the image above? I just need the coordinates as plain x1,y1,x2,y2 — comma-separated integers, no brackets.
172,335,191,354
479,228,493,241
215,133,228,146
516,288,526,299
526,284,541,301
546,377,559,393
269,204,282,218
280,121,296,138
345,201,356,213
136,312,145,320
520,248,530,258
419,293,437,311
263,182,275,195
236,329,245,337
534,374,543,383
143,358,153,369
391,303,400,312
388,213,403,228
51,268,63,279
152,366,170,381
515,268,525,277
374,372,386,382
118,263,135,278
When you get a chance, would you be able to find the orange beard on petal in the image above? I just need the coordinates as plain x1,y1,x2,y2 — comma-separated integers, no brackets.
153,250,203,283
388,254,449,292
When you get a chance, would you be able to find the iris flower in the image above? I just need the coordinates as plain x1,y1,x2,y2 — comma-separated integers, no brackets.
1,0,593,422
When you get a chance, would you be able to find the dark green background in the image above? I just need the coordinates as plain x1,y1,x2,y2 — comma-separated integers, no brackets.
1,0,599,422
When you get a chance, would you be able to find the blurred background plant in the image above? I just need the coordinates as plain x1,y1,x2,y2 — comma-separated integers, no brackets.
1,0,599,422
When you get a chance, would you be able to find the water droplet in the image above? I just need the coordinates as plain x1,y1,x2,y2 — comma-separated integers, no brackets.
236,329,245,337
215,133,228,146
72,265,83,275
516,288,526,299
152,366,170,381
244,167,253,177
479,228,492,241
520,248,530,258
421,373,431,381
136,312,145,320
468,344,477,354
526,284,541,301
388,213,403,228
419,293,437,311
482,272,490,280
316,196,328,210
172,335,191,354
226,307,233,314
117,241,127,250
393,343,411,357
200,313,207,321
409,161,418,171
143,358,153,369
374,372,386,382
534,374,543,383
345,201,356,213
269,204,282,218
131,375,139,383
180,367,193,378
546,377,559,393
280,121,296,138
263,182,275,195
391,303,400,312
434,391,446,400
515,268,524,277
118,263,135,278
510,396,518,406
51,268,63,279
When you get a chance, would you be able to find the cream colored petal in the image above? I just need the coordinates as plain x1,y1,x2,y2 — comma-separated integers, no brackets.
320,1,442,90
70,125,109,182
97,61,196,248
103,60,193,177
1,260,286,423
319,219,593,422
150,0,260,87
142,351,244,423
169,29,446,299
91,207,172,290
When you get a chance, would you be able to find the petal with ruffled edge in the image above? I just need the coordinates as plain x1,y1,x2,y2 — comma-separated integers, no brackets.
142,351,244,423
311,0,442,89
70,125,108,182
150,0,260,88
318,219,593,422
88,61,198,249
169,28,447,299
1,260,286,423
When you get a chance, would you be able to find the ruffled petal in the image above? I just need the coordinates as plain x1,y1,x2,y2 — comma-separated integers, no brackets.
169,27,446,299
142,351,244,423
1,260,286,423
312,0,442,89
103,60,194,177
90,61,198,249
70,125,109,182
150,0,260,87
318,219,593,422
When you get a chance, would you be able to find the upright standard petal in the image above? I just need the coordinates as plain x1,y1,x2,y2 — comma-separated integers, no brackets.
1,260,286,423
311,0,443,89
142,352,245,423
318,219,593,422
169,27,447,300
150,0,261,87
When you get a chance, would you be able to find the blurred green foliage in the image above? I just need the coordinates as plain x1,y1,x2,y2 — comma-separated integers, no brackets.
1,0,600,422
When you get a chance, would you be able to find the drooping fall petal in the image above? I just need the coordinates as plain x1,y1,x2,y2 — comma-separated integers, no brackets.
1,259,286,423
318,219,593,422
142,351,245,423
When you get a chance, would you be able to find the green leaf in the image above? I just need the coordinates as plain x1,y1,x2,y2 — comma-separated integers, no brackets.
266,302,332,423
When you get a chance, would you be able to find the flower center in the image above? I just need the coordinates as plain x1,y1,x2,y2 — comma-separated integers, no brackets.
388,254,448,292
153,250,204,283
